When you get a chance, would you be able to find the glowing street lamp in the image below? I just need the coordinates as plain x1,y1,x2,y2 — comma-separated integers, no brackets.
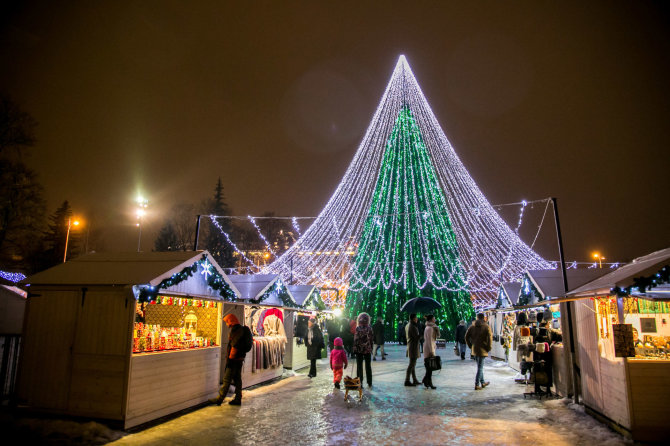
593,252,605,268
136,196,148,252
64,217,81,262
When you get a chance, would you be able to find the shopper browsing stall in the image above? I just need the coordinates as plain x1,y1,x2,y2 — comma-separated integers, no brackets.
211,314,253,406
305,317,324,378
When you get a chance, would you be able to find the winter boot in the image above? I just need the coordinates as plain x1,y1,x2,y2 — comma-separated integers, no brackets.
461,352,465,360
335,382,341,389
208,397,224,406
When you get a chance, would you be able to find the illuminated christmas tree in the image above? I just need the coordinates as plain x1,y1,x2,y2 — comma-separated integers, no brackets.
346,105,474,338
256,56,550,313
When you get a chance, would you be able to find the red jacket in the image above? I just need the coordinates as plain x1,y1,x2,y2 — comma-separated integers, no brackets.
330,348,348,369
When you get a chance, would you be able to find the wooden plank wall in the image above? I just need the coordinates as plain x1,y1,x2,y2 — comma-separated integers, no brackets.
574,299,631,429
125,347,220,428
17,290,80,411
574,299,605,411
68,289,133,419
627,360,670,442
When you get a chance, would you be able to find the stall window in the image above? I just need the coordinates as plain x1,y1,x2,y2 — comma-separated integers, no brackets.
133,296,221,354
595,296,670,360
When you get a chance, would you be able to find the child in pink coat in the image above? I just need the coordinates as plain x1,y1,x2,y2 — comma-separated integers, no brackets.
330,337,348,389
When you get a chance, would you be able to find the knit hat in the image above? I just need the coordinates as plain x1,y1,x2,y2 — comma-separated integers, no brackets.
334,337,343,347
223,313,240,326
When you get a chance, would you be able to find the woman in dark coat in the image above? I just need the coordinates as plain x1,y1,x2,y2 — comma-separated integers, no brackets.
404,314,421,386
353,312,374,387
305,318,324,378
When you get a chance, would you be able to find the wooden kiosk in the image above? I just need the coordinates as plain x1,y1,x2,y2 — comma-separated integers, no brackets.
17,251,239,429
567,247,670,442
223,274,295,388
284,285,326,371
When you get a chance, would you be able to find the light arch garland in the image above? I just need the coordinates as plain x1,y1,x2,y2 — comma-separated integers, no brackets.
262,56,550,307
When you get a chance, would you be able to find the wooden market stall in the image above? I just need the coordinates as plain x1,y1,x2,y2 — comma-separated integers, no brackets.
284,285,326,370
223,274,295,388
567,247,670,442
487,269,604,398
17,251,238,429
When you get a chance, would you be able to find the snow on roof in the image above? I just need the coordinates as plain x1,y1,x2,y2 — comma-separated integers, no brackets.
22,251,224,287
569,247,670,297
226,274,279,300
501,282,521,306
287,285,316,306
526,268,607,299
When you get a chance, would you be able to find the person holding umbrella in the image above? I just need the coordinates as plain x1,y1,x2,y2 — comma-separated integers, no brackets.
400,296,442,356
404,314,421,386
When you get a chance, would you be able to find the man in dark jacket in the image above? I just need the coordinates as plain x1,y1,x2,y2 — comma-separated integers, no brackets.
305,317,324,378
372,316,387,360
404,314,421,386
211,313,250,406
455,320,467,360
465,313,493,390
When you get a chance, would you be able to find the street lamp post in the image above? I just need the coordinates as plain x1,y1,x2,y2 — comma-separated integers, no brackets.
593,252,605,268
64,217,80,262
136,197,148,252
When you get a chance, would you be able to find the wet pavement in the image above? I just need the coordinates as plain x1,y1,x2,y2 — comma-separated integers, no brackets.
111,344,628,446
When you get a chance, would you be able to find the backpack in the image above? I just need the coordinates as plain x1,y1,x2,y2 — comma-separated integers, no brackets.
240,326,254,353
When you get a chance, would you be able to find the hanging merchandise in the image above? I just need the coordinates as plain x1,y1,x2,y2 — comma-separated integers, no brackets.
245,307,287,373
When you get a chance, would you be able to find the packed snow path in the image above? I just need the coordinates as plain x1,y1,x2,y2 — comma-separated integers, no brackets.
113,345,627,446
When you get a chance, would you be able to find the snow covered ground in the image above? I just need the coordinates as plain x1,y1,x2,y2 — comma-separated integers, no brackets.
3,345,631,445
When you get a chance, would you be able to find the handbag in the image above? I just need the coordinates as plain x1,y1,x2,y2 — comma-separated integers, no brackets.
427,355,442,371
453,345,460,357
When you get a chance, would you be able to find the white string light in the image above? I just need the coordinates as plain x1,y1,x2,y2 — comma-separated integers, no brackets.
255,56,552,300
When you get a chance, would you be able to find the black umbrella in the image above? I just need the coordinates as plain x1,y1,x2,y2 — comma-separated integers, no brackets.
400,297,442,313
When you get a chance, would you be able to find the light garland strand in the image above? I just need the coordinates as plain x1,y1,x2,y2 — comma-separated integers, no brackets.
261,56,550,304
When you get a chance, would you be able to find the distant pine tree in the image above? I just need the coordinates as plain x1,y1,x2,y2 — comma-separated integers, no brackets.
202,178,234,267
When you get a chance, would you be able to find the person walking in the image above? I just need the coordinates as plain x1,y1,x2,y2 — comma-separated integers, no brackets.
210,313,252,406
422,314,440,389
372,316,387,360
353,312,374,388
329,337,348,389
465,313,492,390
455,320,467,360
404,314,421,386
305,317,324,378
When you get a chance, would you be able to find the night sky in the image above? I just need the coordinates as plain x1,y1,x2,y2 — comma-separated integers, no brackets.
1,1,668,263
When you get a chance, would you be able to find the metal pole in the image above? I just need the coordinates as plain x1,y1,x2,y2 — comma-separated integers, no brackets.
193,215,202,251
551,197,579,404
137,218,142,252
64,218,71,263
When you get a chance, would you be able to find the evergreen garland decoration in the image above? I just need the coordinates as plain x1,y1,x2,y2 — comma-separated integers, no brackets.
251,279,294,306
138,254,237,302
304,289,326,311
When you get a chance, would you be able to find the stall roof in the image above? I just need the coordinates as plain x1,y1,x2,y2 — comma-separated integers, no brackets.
569,247,670,298
21,251,229,287
287,285,317,307
226,274,280,301
501,282,521,306
526,268,607,300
